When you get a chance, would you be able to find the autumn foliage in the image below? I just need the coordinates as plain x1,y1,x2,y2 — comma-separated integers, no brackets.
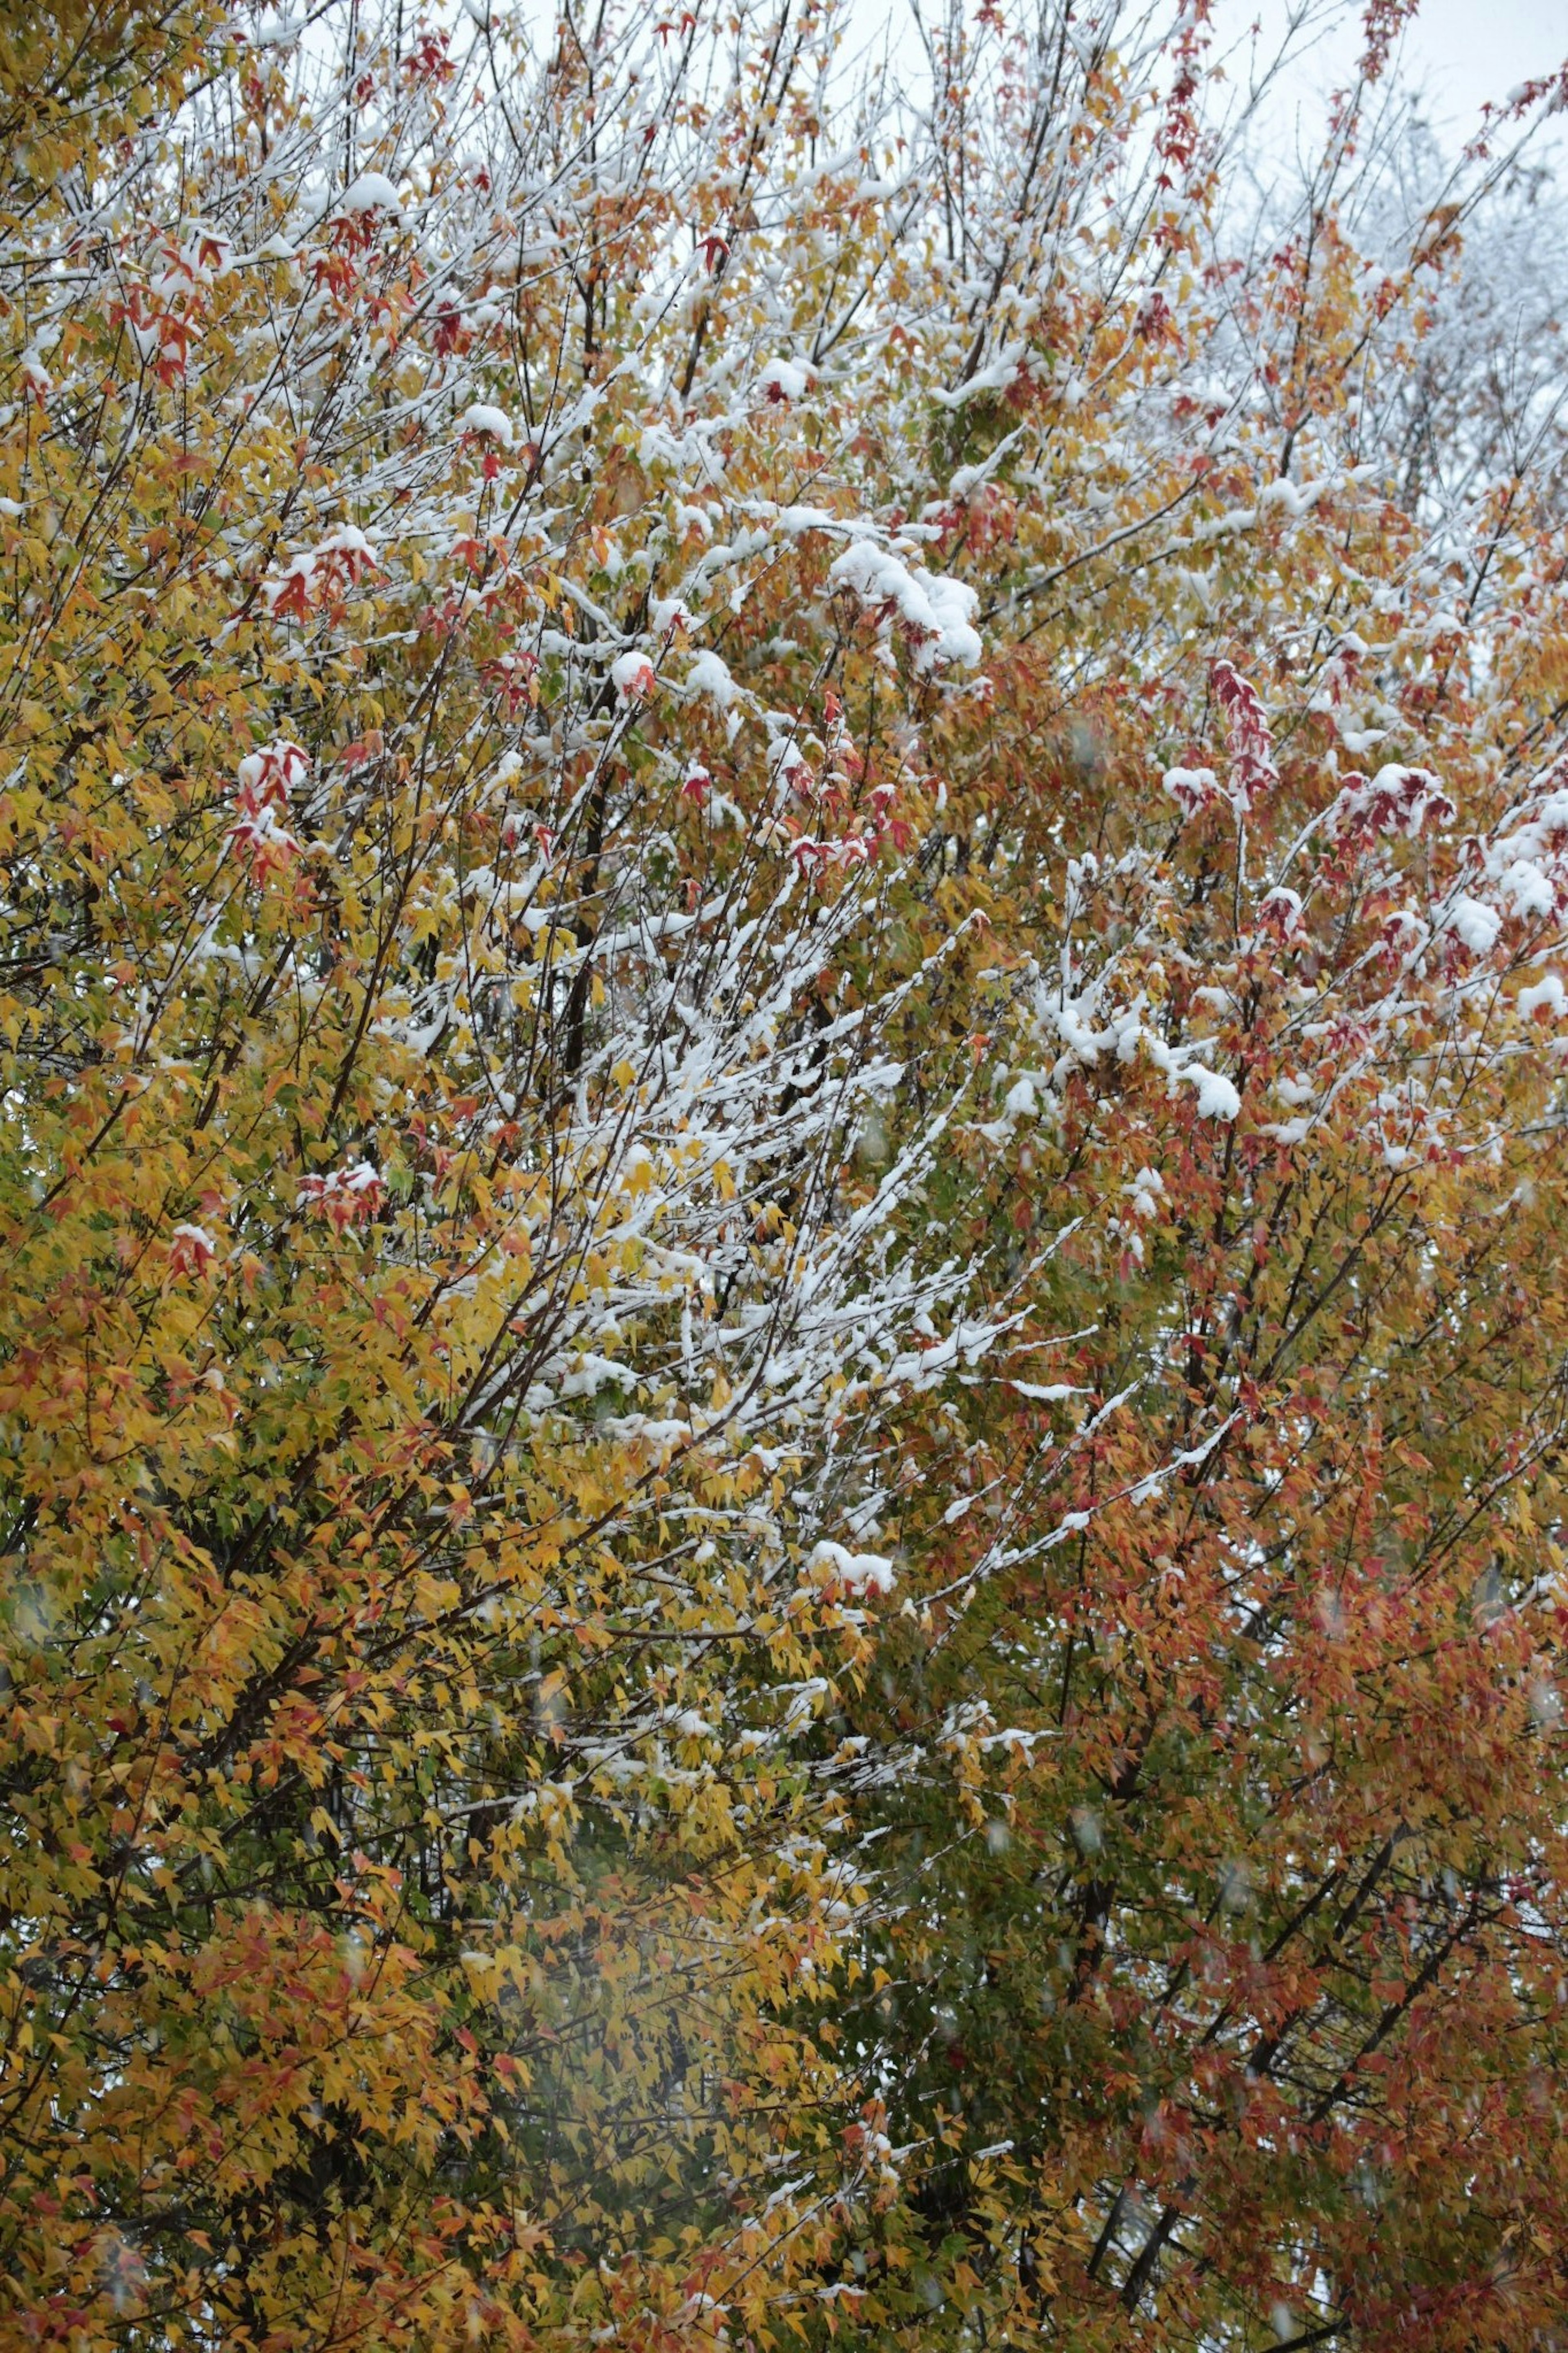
4,0,1568,2346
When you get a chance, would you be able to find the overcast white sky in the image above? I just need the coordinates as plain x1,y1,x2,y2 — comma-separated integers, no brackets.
1210,0,1566,141
841,0,1566,149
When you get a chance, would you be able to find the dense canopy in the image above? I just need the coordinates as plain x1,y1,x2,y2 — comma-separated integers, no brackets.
4,1,1568,2347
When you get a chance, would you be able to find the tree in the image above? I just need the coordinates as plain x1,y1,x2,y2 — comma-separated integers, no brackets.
0,3,996,2339
2,2,1568,2349
822,20,1568,2349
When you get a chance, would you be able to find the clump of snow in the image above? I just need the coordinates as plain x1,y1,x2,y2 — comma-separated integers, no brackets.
1441,894,1503,956
230,739,308,871
1256,885,1305,943
1497,859,1556,920
828,542,982,672
1257,473,1327,520
315,523,377,567
611,650,656,700
1180,1063,1241,1120
168,1223,216,1277
759,356,811,402
461,402,513,447
1519,973,1566,1019
297,1160,385,1228
768,735,813,796
684,649,736,707
807,1540,895,1595
338,172,402,215
1163,765,1221,819
1330,764,1454,840
237,740,309,803
1125,1166,1165,1218
931,340,1026,407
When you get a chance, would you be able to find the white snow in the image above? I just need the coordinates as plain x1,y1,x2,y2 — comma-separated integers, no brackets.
684,649,737,706
807,1540,895,1595
461,402,513,446
1519,973,1566,1019
827,542,982,672
759,356,811,401
1330,764,1454,840
1163,765,1219,817
315,523,376,564
1441,894,1503,956
338,172,402,214
1180,1064,1242,1120
1497,858,1556,920
1126,1166,1165,1219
